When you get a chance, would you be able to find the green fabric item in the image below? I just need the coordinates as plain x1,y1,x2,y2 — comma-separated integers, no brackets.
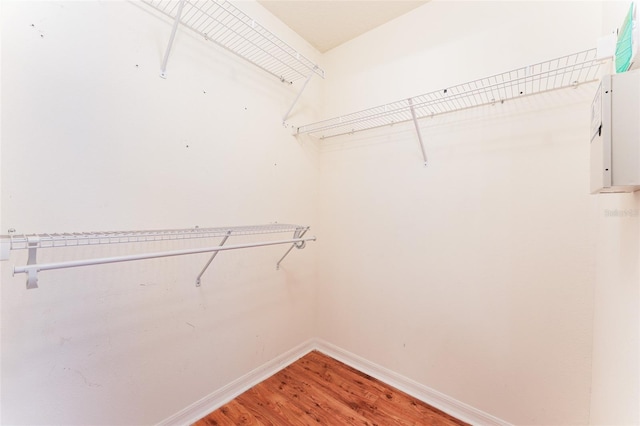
615,2,636,73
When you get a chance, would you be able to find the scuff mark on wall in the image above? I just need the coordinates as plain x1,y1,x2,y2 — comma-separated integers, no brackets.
66,368,102,388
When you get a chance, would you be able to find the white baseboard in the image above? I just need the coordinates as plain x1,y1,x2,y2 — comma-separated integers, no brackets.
158,337,510,426
313,338,511,426
157,338,316,426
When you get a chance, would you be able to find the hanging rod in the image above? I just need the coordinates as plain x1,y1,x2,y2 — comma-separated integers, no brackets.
296,48,605,139
1,224,315,289
143,0,325,84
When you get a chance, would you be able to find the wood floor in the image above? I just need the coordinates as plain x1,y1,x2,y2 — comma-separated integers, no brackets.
194,351,468,426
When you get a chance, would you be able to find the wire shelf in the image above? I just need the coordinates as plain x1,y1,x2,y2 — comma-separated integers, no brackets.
4,224,308,250
3,223,314,289
143,0,324,84
297,49,604,139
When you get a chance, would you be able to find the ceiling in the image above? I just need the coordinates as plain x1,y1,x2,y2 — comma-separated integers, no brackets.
257,1,428,53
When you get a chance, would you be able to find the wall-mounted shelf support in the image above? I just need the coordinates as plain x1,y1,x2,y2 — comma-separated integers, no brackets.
2,224,315,289
283,70,315,123
195,230,230,287
26,237,40,289
159,0,186,79
408,98,428,166
276,227,308,270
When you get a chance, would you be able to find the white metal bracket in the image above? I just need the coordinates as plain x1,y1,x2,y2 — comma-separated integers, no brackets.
408,98,428,166
160,0,187,79
276,228,308,270
282,70,315,124
25,236,40,289
195,231,231,287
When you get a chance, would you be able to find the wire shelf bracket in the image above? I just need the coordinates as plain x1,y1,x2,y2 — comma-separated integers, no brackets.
408,98,428,166
159,0,187,79
144,0,325,85
2,224,315,289
276,227,308,270
282,70,315,124
296,48,608,162
195,230,230,287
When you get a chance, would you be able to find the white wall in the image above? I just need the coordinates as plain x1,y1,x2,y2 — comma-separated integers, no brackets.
590,193,640,426
316,1,604,424
589,3,640,424
0,1,321,424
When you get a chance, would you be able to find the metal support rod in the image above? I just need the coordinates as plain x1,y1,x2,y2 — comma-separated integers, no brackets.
14,236,316,289
160,0,187,79
276,229,308,270
195,232,230,287
282,71,314,123
408,98,428,166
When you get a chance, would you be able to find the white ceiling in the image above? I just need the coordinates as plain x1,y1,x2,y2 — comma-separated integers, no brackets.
257,1,428,53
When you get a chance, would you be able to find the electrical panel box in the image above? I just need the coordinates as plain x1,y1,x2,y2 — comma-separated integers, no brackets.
590,70,640,193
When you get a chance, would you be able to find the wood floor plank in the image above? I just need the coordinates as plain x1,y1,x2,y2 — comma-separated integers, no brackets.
301,352,463,425
305,351,464,424
195,351,469,426
237,385,304,426
286,362,381,424
254,376,324,426
294,355,416,425
224,400,262,425
275,367,375,425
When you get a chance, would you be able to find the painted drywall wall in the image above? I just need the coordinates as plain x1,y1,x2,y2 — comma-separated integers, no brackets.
590,193,640,425
0,1,321,424
588,3,640,424
315,1,604,424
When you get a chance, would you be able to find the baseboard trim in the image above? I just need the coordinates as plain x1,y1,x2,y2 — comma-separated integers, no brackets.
158,337,510,426
156,338,316,426
313,338,511,426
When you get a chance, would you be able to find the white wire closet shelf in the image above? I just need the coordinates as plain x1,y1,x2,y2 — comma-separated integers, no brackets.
1,224,315,290
143,0,325,84
4,224,306,249
297,49,604,139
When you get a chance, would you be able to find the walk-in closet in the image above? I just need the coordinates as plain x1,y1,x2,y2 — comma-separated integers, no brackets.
1,1,639,425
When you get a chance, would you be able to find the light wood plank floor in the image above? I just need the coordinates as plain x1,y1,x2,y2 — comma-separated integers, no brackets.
194,351,469,425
